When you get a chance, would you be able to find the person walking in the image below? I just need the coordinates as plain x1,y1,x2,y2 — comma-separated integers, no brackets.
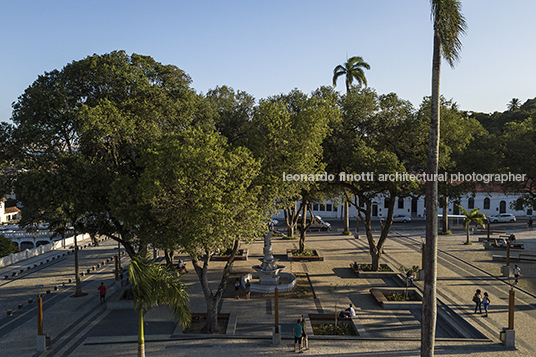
293,319,303,353
482,292,491,317
245,279,251,299
473,289,482,314
528,217,533,231
513,265,521,284
234,279,240,299
98,282,107,304
300,315,309,351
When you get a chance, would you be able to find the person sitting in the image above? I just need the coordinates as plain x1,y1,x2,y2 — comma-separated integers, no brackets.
177,259,188,273
339,304,356,318
347,303,356,317
496,238,508,248
508,234,516,243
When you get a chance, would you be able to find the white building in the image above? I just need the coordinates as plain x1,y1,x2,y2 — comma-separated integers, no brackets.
0,198,21,223
273,190,532,221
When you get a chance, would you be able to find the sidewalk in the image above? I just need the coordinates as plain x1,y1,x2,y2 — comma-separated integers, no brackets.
1,228,535,356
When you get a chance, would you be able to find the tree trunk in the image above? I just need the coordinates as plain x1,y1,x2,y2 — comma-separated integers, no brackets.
344,199,350,232
442,196,449,233
164,249,173,267
299,201,307,252
422,27,442,357
192,240,239,334
72,232,86,297
466,228,470,244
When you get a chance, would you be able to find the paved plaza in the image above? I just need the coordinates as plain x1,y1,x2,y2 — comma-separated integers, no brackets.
0,223,535,356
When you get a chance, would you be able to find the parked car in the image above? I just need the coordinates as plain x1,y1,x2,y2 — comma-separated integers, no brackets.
297,215,331,231
393,214,411,223
488,213,516,223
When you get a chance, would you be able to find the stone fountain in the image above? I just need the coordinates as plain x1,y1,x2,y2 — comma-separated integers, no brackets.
243,230,297,294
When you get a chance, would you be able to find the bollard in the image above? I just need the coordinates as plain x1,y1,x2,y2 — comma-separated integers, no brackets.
87,269,91,274
80,272,85,277
20,269,24,273
34,264,38,268
28,299,33,304
40,262,43,265
18,304,23,310
12,272,17,277
92,266,95,270
5,275,9,279
46,290,50,294
68,278,72,283
54,286,58,291
7,310,12,316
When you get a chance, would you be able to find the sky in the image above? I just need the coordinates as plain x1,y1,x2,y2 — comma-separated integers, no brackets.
1,0,535,124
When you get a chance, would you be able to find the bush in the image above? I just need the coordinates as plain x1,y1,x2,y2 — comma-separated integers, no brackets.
313,322,356,336
385,291,420,301
359,263,392,272
291,249,317,257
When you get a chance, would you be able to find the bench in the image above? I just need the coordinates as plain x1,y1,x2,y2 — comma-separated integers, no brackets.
370,288,388,304
492,240,524,249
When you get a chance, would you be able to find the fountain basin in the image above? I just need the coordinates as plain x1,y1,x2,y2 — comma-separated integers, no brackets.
242,272,297,294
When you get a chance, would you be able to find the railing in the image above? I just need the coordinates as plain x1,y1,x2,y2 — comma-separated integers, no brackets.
0,233,90,268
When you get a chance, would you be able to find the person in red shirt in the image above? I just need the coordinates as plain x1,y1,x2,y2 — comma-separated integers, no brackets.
98,282,107,304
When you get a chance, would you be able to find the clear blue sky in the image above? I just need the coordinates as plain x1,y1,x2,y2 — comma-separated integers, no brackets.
1,1,535,123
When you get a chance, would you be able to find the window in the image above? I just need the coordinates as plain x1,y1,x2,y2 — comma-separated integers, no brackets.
484,197,490,210
326,204,332,211
384,198,389,209
319,204,325,211
468,198,475,209
313,204,319,211
500,201,506,213
398,198,404,209
333,204,338,212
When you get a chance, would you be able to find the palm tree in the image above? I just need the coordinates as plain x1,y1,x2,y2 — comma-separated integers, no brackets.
508,98,520,111
129,255,190,357
458,205,486,245
333,56,370,233
423,1,466,356
332,56,370,93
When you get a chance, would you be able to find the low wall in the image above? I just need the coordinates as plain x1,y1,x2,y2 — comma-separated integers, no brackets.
0,233,90,268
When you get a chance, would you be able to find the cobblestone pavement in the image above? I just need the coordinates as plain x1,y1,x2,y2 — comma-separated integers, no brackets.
1,223,535,356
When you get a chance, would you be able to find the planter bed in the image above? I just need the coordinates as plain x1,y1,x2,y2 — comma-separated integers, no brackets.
308,313,358,336
350,263,399,278
212,249,249,261
287,249,324,262
181,313,230,335
370,287,422,309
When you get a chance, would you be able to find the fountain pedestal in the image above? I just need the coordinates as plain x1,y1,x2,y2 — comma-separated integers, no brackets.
245,231,296,293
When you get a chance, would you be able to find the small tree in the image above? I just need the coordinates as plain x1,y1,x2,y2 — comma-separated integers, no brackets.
0,234,19,257
458,205,486,245
129,255,190,357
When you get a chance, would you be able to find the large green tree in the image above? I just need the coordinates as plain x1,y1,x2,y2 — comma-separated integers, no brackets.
9,51,202,258
139,128,266,333
248,89,340,250
324,88,425,270
423,1,467,356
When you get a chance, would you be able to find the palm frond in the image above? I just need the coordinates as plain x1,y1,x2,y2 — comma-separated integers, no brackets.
431,0,467,68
